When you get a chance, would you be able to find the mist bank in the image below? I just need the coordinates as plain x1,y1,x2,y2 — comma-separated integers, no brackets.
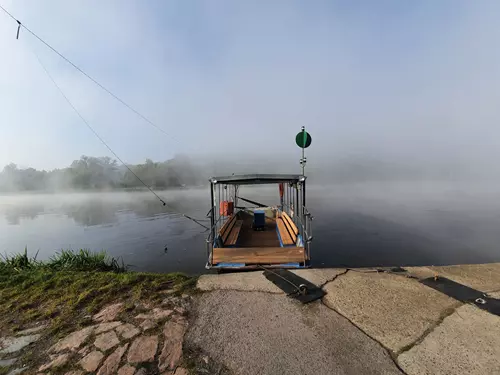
1,153,498,193
0,155,204,193
199,152,500,185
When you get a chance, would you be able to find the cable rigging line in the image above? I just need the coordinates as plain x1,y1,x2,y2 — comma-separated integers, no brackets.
1,4,210,230
32,52,166,204
0,3,177,141
31,50,210,231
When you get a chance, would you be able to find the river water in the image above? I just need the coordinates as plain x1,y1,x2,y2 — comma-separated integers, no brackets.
1,182,499,274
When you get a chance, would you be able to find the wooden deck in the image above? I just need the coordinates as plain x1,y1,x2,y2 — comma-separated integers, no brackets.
213,210,306,265
212,246,306,264
237,213,281,247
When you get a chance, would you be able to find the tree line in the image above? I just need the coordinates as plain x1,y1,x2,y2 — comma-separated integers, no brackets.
0,155,203,192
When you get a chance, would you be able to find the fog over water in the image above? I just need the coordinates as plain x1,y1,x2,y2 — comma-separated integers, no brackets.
1,180,499,274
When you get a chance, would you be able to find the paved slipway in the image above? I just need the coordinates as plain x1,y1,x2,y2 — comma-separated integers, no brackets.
190,264,500,375
1,264,500,375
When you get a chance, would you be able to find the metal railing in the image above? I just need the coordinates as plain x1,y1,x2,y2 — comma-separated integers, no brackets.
296,206,313,261
280,202,313,262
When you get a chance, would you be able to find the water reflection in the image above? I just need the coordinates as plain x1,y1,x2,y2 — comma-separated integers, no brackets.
0,191,204,227
1,203,45,225
62,200,119,227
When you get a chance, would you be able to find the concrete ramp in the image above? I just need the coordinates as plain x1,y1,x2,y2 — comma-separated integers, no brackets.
398,304,500,375
405,263,500,293
322,271,459,352
191,264,500,375
186,290,403,375
197,269,346,293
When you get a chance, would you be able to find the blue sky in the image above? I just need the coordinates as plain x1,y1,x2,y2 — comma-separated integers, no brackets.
1,1,499,170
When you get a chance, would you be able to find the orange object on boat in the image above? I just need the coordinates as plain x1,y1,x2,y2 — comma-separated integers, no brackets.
219,201,234,216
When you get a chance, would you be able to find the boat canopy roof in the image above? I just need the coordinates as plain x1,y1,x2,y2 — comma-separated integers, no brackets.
210,174,305,185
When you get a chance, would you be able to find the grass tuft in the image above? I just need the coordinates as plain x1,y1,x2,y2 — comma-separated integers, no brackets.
0,247,41,272
48,249,126,272
0,248,126,273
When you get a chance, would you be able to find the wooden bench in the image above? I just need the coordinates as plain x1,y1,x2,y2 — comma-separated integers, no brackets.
218,215,243,246
277,211,299,246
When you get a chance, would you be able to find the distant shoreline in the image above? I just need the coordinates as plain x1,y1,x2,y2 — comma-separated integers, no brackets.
0,185,207,196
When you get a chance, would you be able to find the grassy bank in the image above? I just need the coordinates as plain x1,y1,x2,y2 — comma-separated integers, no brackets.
0,249,195,336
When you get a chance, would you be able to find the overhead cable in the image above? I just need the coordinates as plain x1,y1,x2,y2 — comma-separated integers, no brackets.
0,3,177,141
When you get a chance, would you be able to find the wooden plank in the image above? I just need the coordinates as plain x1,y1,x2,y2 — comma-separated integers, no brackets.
219,215,236,236
282,212,299,236
282,213,298,243
281,217,296,243
213,247,306,264
219,215,235,235
222,219,237,243
226,220,243,246
220,215,237,243
276,218,294,246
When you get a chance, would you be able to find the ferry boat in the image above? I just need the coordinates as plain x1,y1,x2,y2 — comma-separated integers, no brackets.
205,174,312,270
